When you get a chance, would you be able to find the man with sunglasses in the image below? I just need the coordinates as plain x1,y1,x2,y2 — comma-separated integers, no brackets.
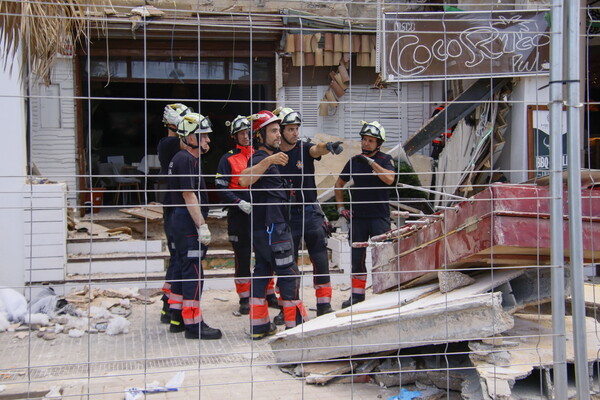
158,103,188,324
274,107,343,320
167,113,222,340
334,121,395,309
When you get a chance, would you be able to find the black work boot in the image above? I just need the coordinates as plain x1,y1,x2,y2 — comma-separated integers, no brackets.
266,294,279,309
251,322,277,340
238,298,250,315
341,294,365,309
273,309,284,326
316,303,334,316
160,298,171,324
169,309,185,333
184,321,222,340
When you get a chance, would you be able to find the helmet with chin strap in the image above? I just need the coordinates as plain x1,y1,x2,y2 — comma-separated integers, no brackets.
359,120,386,154
226,115,251,136
250,110,281,151
274,107,302,126
177,113,212,151
359,120,386,142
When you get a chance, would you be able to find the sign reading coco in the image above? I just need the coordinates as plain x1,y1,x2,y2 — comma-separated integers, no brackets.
383,10,550,81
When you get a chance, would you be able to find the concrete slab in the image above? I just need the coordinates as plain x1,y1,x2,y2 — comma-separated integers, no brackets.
269,291,513,364
469,313,600,399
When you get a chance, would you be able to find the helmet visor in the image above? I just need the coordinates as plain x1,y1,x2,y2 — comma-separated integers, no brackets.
282,111,302,126
360,124,382,139
199,116,213,132
231,118,250,134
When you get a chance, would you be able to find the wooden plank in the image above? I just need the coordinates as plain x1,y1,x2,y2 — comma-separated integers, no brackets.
119,207,163,221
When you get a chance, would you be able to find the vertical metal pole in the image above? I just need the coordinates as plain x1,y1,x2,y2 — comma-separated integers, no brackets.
549,0,568,396
566,0,590,397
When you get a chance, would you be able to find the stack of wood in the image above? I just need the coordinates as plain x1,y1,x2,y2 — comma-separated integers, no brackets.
285,32,375,68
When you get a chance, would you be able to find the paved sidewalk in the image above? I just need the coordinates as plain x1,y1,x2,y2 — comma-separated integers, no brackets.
0,285,398,399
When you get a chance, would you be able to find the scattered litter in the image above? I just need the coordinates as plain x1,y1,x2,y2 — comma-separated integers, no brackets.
89,306,113,320
0,287,27,322
23,313,50,327
165,371,185,389
124,371,184,400
232,311,241,317
42,385,62,399
0,312,9,332
68,329,84,338
0,384,5,392
387,388,421,400
14,332,29,339
94,322,109,332
214,297,229,302
54,324,64,334
106,316,130,335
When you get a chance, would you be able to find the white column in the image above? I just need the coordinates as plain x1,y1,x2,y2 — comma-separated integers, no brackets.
0,38,27,292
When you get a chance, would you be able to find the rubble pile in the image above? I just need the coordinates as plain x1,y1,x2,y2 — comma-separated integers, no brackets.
0,286,151,339
270,268,600,399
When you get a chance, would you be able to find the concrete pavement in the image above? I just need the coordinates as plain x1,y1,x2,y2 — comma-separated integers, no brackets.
0,284,399,399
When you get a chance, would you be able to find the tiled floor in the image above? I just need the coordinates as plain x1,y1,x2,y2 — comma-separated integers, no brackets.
0,286,397,399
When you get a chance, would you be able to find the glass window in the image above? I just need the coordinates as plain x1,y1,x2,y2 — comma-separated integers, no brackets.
131,60,199,80
88,59,127,78
229,60,270,81
199,60,225,80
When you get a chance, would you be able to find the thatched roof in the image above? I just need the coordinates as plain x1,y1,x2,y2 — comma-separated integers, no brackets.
0,0,99,85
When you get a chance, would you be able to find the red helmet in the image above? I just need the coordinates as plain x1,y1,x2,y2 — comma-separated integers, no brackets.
251,110,281,133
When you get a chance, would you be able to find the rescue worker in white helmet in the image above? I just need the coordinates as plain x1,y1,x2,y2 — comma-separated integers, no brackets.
334,121,395,308
167,112,222,340
215,116,279,314
158,103,189,324
274,107,343,321
239,110,308,339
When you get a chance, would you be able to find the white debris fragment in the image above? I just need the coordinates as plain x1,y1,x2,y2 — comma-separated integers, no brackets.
0,312,9,332
42,385,62,399
54,324,64,334
0,384,6,393
120,298,131,309
68,329,84,338
23,313,50,326
165,371,185,389
106,316,130,335
89,306,112,320
0,287,27,322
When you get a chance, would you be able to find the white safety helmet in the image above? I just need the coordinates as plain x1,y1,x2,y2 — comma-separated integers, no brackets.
359,120,386,143
162,103,190,126
226,115,251,136
274,107,302,126
176,113,213,138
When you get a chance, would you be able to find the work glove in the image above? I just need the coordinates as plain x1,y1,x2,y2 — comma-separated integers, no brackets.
326,141,344,155
338,207,352,221
353,154,375,166
237,200,252,215
198,224,211,246
163,104,184,126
